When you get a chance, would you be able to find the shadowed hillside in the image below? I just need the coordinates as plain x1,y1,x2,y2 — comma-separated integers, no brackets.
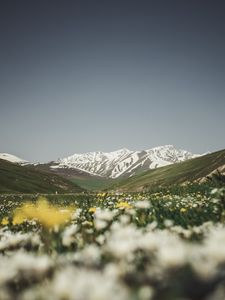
0,159,84,194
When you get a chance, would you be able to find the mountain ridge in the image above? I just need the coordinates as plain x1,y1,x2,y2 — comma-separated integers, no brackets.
112,149,225,192
0,153,27,164
51,145,200,178
0,145,201,180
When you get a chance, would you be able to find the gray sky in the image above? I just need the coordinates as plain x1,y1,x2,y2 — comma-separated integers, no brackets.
0,0,225,162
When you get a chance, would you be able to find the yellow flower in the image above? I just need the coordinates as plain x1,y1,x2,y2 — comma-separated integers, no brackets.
88,207,96,213
116,201,133,209
13,213,25,225
1,217,9,226
180,208,187,213
13,197,73,229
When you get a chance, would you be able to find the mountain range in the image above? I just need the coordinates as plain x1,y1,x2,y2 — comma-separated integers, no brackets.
49,145,199,178
0,145,199,179
0,146,225,193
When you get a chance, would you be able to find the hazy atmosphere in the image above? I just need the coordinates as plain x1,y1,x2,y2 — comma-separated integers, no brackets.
1,0,225,162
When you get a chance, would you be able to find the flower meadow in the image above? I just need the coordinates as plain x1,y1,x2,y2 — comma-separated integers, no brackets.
0,186,225,300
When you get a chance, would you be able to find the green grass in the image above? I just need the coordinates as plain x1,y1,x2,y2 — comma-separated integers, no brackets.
71,177,115,191
112,149,225,191
34,163,114,191
0,159,84,194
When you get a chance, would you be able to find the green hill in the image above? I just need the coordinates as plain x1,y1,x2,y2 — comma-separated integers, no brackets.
70,176,115,191
33,162,113,191
0,159,84,194
112,149,225,191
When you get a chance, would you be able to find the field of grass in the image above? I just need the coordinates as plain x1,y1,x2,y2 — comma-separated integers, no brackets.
0,159,83,194
0,184,225,300
71,176,115,191
34,162,116,191
113,149,225,191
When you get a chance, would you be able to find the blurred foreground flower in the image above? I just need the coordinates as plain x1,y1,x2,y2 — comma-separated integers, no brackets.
88,207,97,213
116,201,133,210
1,217,9,226
13,197,74,229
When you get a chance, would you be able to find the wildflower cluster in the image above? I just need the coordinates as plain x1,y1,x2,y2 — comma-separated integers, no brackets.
0,187,224,300
12,197,73,229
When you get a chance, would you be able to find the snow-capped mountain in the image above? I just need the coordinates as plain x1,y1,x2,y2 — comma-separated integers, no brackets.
0,153,27,164
51,145,199,178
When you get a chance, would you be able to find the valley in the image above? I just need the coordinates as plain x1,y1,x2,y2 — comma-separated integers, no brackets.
0,146,225,300
0,146,224,193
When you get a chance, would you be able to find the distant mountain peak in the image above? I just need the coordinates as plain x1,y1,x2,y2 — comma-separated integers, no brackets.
112,148,130,153
151,144,174,148
0,153,27,164
52,145,199,178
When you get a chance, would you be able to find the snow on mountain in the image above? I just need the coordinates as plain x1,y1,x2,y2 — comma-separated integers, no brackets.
0,153,27,164
52,145,199,178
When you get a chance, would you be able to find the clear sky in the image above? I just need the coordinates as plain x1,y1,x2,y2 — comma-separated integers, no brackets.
0,0,225,162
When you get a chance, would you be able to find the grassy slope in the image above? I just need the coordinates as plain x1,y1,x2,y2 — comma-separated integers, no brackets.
0,159,84,194
71,177,115,191
112,149,225,191
34,163,112,191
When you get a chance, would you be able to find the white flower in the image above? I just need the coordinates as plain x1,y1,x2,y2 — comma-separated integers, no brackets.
105,224,142,259
50,267,130,300
134,200,151,209
0,232,41,252
73,245,101,266
94,209,115,222
72,208,82,219
62,224,78,247
94,219,108,231
164,219,173,228
0,251,52,287
138,286,154,300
